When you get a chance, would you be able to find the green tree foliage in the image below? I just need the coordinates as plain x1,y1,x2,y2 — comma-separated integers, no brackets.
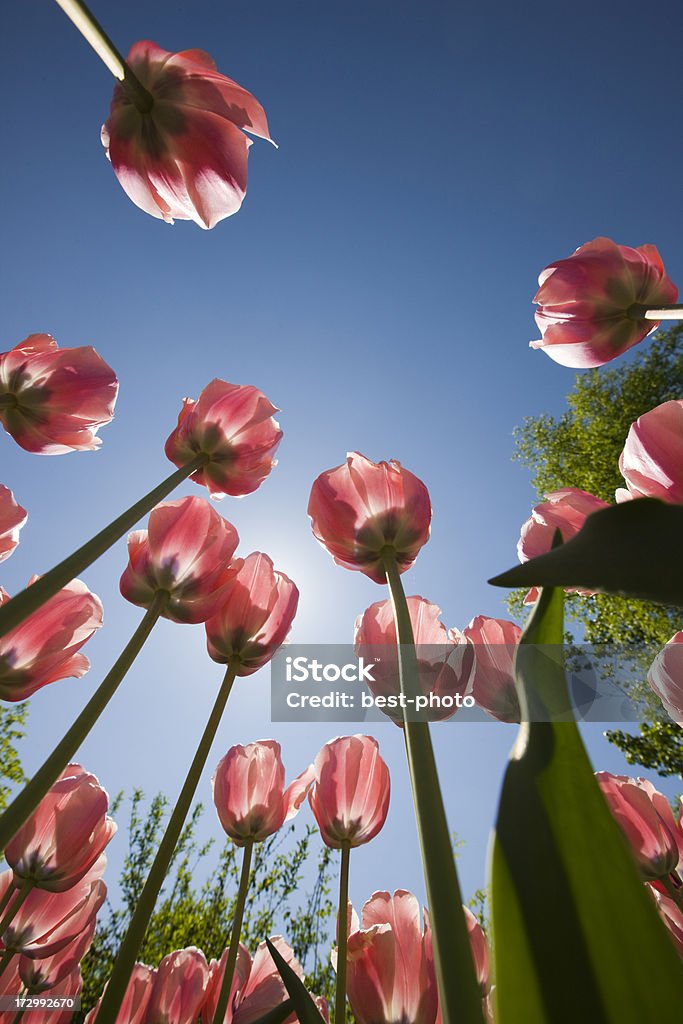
79,790,336,1018
0,703,28,810
511,326,682,770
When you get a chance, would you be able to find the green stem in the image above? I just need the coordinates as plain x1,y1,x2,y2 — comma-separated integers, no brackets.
97,663,239,1024
0,597,166,851
382,550,484,1024
334,843,351,1024
0,879,32,941
52,0,154,111
0,454,207,638
628,303,683,321
0,879,16,919
211,837,255,1024
0,949,14,981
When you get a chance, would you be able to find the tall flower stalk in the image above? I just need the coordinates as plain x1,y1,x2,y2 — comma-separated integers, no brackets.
95,662,238,1024
210,837,254,1024
382,550,484,1024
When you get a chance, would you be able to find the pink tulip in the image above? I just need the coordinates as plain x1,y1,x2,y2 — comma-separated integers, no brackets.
205,552,299,675
647,632,683,727
0,485,27,563
463,616,522,723
0,862,106,958
212,740,312,846
202,936,303,1024
616,399,683,504
0,334,118,454
595,772,679,880
309,735,390,849
354,597,474,723
145,947,210,1024
22,967,82,1024
531,237,678,368
165,379,282,499
101,40,273,229
119,496,239,624
0,578,103,702
84,963,156,1024
340,890,438,1024
5,765,116,892
462,906,490,997
650,889,683,957
308,453,432,584
18,915,95,992
517,488,609,604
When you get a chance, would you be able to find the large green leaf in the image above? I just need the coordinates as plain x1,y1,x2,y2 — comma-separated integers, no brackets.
488,499,683,606
265,938,327,1024
489,584,683,1022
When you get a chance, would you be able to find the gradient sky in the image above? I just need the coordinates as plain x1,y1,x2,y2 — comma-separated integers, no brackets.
2,0,683,933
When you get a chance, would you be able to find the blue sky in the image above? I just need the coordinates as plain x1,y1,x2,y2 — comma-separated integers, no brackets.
2,0,682,931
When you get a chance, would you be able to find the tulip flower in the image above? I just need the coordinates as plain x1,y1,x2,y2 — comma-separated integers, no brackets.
355,597,474,723
203,937,304,1024
309,735,390,850
0,862,106,960
595,772,679,880
144,947,210,1024
0,334,118,454
21,967,83,1024
647,632,683,728
18,914,96,992
0,485,27,563
463,616,522,723
165,380,282,499
120,496,239,623
0,578,103,702
517,488,610,604
309,735,390,1024
212,740,312,846
616,399,683,504
339,890,439,1024
206,552,299,674
531,237,679,368
5,765,116,893
308,452,431,583
101,40,273,229
84,963,156,1024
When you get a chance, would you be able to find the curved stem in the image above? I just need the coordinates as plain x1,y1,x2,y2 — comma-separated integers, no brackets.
211,838,255,1024
0,879,16,919
0,454,207,638
97,663,238,1024
382,550,484,1024
334,843,351,1024
0,949,15,982
0,597,166,851
53,0,154,110
0,879,33,947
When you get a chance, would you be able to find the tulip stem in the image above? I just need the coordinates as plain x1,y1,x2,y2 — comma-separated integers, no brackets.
628,303,683,321
382,550,484,1024
0,453,207,639
211,837,255,1024
334,843,351,1024
52,0,154,111
0,880,16,919
0,596,167,852
0,949,14,981
0,879,32,953
97,662,238,1024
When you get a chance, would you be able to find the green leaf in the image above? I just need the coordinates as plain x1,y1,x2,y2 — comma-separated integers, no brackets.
488,499,683,606
246,999,295,1024
489,584,683,1023
265,938,326,1024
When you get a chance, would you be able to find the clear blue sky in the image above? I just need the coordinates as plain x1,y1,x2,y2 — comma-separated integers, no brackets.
2,0,682,924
